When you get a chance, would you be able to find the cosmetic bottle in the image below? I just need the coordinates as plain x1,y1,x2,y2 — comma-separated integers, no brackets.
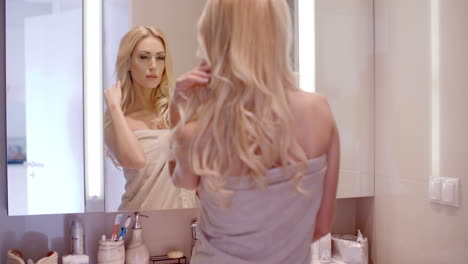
125,212,150,264
191,218,198,257
71,219,84,255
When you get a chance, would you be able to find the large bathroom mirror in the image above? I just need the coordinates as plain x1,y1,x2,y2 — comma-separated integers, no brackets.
6,0,85,215
102,0,299,212
103,0,207,212
5,0,374,215
103,0,374,213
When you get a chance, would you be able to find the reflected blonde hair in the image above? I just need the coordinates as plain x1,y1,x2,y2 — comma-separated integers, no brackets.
105,26,175,129
172,0,308,201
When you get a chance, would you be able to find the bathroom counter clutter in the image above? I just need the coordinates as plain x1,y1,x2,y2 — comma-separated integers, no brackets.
149,255,187,264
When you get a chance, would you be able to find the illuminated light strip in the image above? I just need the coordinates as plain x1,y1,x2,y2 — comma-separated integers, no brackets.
84,0,104,199
430,0,440,179
298,0,316,92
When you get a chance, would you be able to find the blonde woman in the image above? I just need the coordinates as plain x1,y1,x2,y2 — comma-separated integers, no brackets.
170,0,340,263
104,26,198,211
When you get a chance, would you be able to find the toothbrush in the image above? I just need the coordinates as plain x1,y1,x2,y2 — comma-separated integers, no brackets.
118,215,132,240
112,214,123,241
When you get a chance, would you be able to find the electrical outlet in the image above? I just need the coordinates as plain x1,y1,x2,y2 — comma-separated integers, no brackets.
429,177,460,207
441,178,460,207
429,177,442,201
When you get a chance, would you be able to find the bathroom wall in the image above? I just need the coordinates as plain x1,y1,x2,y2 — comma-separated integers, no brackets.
0,3,358,264
129,0,206,78
357,0,468,263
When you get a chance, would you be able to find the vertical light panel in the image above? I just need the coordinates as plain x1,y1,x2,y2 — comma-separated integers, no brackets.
298,0,316,92
84,0,104,201
430,0,440,179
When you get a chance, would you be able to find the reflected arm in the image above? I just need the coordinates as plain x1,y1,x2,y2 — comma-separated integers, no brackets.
170,122,200,190
104,105,146,170
169,96,181,128
168,93,182,180
168,61,210,189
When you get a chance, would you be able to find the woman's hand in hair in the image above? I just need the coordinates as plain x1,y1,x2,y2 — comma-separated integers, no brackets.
170,61,211,127
104,80,123,110
174,61,211,102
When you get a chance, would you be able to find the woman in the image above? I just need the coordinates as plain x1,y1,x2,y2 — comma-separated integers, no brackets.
104,26,198,211
170,0,340,263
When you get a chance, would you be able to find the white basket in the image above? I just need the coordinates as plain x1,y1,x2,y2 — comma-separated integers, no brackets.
331,232,369,264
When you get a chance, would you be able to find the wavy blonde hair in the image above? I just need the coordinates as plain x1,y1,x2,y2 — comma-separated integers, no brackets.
171,0,308,201
105,26,175,129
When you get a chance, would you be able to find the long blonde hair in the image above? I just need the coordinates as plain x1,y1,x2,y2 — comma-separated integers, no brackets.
171,0,308,200
105,26,175,129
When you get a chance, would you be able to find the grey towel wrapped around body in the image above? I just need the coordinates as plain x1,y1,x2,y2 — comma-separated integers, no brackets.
191,154,327,264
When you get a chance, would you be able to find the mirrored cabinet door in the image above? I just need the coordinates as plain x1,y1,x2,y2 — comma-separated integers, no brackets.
6,0,85,215
102,0,207,212
296,0,375,198
315,0,375,197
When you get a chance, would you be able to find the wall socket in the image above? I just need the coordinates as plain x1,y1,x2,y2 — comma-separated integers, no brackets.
429,177,460,207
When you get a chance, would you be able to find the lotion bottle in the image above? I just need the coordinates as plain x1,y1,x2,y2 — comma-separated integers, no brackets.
125,212,149,264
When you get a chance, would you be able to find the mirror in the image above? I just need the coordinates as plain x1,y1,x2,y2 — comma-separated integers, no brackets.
103,0,208,212
102,0,374,212
5,0,373,215
296,0,375,198
313,0,374,198
6,0,85,215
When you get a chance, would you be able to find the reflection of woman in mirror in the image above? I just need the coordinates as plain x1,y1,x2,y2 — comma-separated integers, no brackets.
104,26,198,211
170,0,340,263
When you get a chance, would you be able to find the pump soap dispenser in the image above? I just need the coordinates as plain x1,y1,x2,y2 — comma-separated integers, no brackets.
125,212,150,264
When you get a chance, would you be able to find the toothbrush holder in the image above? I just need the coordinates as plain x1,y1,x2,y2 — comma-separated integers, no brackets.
97,239,125,264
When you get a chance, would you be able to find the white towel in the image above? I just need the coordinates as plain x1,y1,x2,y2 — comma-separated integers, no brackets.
118,129,199,211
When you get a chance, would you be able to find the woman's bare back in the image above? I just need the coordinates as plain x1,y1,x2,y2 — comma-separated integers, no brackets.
288,90,336,161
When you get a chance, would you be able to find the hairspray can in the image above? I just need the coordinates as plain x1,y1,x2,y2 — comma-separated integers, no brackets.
71,219,85,255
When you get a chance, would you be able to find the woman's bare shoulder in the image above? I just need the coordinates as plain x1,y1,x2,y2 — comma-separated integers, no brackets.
289,90,335,158
290,90,333,122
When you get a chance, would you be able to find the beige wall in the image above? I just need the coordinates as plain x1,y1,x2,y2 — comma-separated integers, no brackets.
130,0,206,78
332,199,358,235
357,0,468,263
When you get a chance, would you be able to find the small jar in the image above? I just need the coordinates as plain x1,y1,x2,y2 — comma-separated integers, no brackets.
97,239,125,264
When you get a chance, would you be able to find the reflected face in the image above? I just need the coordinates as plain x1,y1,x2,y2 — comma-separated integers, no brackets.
129,36,166,90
